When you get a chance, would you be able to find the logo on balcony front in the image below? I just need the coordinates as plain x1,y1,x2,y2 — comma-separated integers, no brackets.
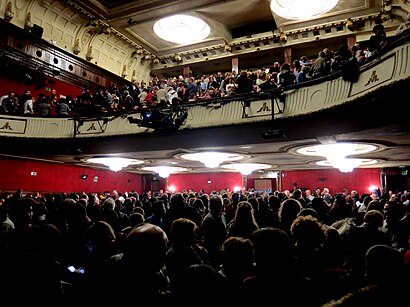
0,122,13,130
257,102,271,113
365,71,379,86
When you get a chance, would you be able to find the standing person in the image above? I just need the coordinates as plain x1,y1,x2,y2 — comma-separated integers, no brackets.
1,92,18,114
122,90,134,111
35,93,52,117
19,89,32,115
55,97,70,117
199,194,227,269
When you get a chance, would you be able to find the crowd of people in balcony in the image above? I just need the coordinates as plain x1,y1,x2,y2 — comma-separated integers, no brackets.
1,23,407,118
0,185,409,304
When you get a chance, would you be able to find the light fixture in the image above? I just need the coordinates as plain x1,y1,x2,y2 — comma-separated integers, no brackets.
346,18,355,31
87,157,144,172
279,32,287,43
142,166,188,178
270,0,339,20
221,163,272,175
297,143,379,172
180,151,245,168
153,14,211,45
316,158,378,173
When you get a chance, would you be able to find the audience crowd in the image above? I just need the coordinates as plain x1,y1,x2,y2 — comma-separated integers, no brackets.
1,24,406,119
0,186,409,305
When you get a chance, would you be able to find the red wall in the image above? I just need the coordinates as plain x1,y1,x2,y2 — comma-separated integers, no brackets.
281,168,381,196
0,158,142,194
168,172,243,194
0,75,83,101
0,157,382,196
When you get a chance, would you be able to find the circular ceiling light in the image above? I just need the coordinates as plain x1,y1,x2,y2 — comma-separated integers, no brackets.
270,0,339,20
296,143,378,157
141,166,188,178
180,151,245,168
316,158,378,173
221,163,273,175
87,157,144,172
153,14,211,45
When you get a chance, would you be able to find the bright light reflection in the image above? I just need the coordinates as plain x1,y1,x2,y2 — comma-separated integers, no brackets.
233,186,242,192
180,152,244,168
316,158,378,173
153,15,211,45
369,185,378,192
270,0,339,20
142,166,188,178
87,157,144,172
169,185,176,193
221,163,272,175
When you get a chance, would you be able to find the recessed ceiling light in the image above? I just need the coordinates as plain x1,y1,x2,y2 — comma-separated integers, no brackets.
270,0,339,20
142,166,188,178
296,143,379,172
87,157,144,172
316,159,378,173
221,163,273,175
180,151,245,168
296,143,378,157
153,14,211,45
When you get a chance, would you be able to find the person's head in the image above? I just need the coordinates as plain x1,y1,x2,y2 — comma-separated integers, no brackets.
366,244,406,284
170,193,186,210
209,194,223,214
170,218,197,247
291,215,326,250
363,210,384,228
125,222,168,272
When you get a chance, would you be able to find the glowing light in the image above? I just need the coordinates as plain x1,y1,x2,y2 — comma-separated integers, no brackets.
142,166,188,178
153,15,210,45
270,0,339,20
221,163,272,175
87,157,144,172
369,185,378,192
180,152,244,168
233,186,242,192
298,143,379,172
169,185,176,193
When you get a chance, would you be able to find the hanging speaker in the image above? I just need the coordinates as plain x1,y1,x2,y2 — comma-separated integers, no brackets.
31,24,44,38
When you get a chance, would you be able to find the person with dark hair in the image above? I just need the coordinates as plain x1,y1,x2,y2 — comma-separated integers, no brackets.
165,218,209,292
226,201,259,239
240,227,316,306
90,223,170,304
199,194,227,269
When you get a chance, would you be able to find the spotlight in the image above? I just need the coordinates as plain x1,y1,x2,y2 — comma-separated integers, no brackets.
174,111,188,127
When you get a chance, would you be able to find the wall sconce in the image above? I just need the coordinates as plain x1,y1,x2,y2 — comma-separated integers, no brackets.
279,32,287,43
4,2,14,22
121,64,127,78
131,70,137,82
24,12,33,31
224,43,232,52
86,45,93,61
174,54,182,62
346,18,355,31
73,38,81,55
